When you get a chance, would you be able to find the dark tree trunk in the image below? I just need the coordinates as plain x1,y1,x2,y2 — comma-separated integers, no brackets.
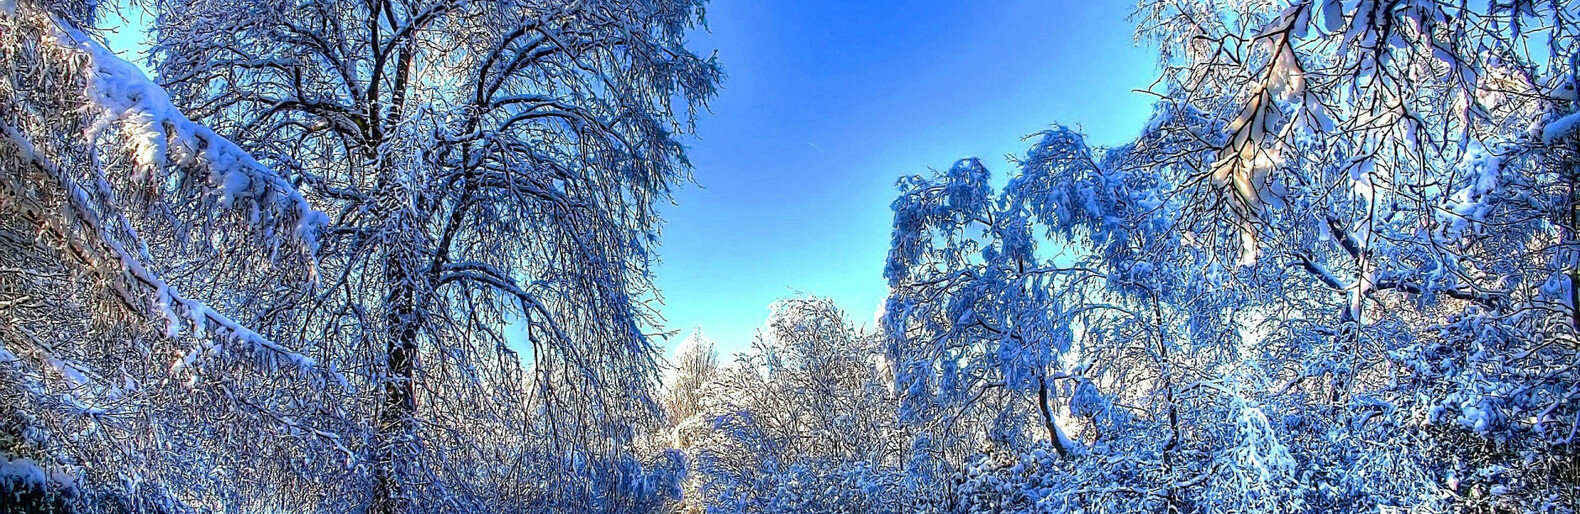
371,234,421,514
1038,375,1070,458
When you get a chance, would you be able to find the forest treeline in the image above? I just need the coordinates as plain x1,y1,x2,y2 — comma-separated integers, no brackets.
2,0,1578,512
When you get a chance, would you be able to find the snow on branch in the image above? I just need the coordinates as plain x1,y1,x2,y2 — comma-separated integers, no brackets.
0,6,337,381
1544,110,1580,145
3,123,334,387
45,14,328,258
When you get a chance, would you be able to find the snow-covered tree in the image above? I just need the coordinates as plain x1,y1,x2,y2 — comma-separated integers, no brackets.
650,329,716,513
1127,0,1580,509
9,0,1580,510
884,0,1580,511
662,329,717,449
884,153,1096,466
146,0,719,509
2,0,338,510
678,297,923,513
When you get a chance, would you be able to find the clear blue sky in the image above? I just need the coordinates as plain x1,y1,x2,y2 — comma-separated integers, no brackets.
97,0,1161,359
656,0,1158,355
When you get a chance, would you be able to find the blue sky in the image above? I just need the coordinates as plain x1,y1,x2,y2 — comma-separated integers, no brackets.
656,0,1158,355
97,0,1161,359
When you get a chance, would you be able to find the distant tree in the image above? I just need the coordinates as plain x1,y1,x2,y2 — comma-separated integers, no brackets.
653,329,717,513
681,297,920,513
662,329,718,449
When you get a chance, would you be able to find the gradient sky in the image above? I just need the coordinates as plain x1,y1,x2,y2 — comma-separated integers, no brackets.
656,0,1158,355
98,0,1162,359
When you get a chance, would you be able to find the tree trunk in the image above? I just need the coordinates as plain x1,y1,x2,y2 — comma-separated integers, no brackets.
1038,375,1071,458
371,235,421,513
